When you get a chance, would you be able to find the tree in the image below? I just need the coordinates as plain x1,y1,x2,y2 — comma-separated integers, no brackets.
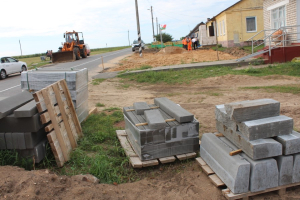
155,33,173,43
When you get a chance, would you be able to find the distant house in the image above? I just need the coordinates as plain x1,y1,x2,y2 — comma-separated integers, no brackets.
200,0,264,47
188,22,205,38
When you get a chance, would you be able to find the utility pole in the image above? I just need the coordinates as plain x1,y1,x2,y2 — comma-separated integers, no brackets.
19,40,22,56
156,17,158,36
150,6,155,42
159,24,163,48
128,30,130,46
135,0,142,57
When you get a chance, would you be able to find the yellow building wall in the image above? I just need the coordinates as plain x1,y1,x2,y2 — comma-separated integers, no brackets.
216,0,264,44
216,12,228,42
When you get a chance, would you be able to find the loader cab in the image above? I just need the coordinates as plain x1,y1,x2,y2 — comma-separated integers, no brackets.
65,33,77,43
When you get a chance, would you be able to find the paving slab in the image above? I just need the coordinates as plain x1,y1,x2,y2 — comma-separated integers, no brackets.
238,115,293,140
133,102,151,115
276,155,293,186
275,131,300,155
216,120,282,160
144,109,167,130
200,133,250,194
224,99,280,122
154,97,194,123
14,100,38,118
0,133,6,149
0,91,33,119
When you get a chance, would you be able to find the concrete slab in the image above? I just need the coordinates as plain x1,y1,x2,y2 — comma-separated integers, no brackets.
14,100,37,118
5,133,13,149
200,133,250,194
224,99,280,122
24,129,47,149
0,133,6,149
18,139,48,163
154,97,194,123
12,133,26,150
217,135,279,191
216,120,282,160
144,109,167,130
238,115,293,140
215,104,237,131
276,131,300,155
276,155,293,186
133,102,151,115
292,154,300,183
0,113,44,132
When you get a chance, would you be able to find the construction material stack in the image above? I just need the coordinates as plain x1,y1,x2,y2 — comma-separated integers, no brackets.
200,99,300,194
21,68,89,122
123,97,199,161
0,92,48,163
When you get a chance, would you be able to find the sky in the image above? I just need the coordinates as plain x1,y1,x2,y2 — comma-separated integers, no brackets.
0,0,240,57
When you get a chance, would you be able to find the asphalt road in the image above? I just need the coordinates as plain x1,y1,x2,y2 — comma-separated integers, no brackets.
0,48,132,98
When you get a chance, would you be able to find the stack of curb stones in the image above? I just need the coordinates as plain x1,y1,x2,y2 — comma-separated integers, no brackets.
0,92,48,163
21,68,89,122
123,97,199,161
200,99,300,194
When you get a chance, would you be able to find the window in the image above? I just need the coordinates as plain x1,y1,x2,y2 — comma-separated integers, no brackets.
222,20,226,35
246,17,257,32
220,22,223,36
271,5,286,29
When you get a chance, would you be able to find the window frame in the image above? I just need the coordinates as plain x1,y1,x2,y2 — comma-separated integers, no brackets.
271,5,286,29
222,20,226,36
246,16,257,33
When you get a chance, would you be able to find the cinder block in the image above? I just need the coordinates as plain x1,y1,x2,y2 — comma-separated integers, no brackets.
200,133,250,194
14,100,37,118
17,139,48,163
154,97,194,123
24,129,47,149
0,133,6,149
224,99,280,122
275,131,300,155
238,115,293,140
133,102,150,115
144,110,166,130
216,120,282,160
292,154,300,183
276,155,293,186
217,135,279,191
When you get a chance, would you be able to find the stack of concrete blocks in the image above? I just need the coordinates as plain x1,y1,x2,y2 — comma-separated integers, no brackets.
20,68,89,122
0,92,48,163
123,97,199,161
200,99,300,194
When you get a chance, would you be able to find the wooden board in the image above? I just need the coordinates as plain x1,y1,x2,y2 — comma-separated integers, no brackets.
33,79,83,167
116,130,197,168
209,174,225,187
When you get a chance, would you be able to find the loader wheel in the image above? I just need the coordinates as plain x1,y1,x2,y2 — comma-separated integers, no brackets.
81,47,87,58
74,47,80,60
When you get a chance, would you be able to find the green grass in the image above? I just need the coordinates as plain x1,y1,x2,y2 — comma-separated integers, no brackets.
90,46,130,55
119,62,300,84
211,45,227,52
92,78,105,85
96,103,105,107
241,85,300,95
243,45,265,54
103,107,121,112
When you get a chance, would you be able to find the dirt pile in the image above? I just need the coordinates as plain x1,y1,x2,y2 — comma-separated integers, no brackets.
223,47,249,57
158,46,187,54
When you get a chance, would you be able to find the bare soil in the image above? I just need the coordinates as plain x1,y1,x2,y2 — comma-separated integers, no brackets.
1,50,300,200
223,46,249,57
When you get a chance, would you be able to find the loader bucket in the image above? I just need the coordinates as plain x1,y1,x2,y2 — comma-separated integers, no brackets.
52,51,75,63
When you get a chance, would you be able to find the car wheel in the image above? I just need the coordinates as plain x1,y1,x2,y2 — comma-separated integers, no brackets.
0,70,6,80
87,53,90,56
73,47,80,60
21,65,27,73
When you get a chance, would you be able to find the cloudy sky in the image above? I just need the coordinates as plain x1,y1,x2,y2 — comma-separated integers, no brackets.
0,0,240,57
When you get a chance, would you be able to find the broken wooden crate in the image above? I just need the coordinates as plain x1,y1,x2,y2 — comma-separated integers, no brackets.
33,79,83,167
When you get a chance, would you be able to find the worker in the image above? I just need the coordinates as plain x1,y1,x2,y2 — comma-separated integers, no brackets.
188,37,192,51
192,37,197,50
182,37,187,50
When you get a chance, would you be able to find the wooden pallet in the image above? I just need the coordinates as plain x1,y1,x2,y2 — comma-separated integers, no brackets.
196,157,300,200
116,130,197,168
33,79,83,167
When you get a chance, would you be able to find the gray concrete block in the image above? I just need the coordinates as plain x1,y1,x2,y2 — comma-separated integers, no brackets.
0,91,33,119
292,154,300,183
5,133,13,149
215,104,237,131
276,155,293,186
144,110,167,130
276,131,300,155
12,133,26,150
200,133,250,194
216,120,282,160
17,139,48,163
154,97,194,123
238,115,293,140
133,102,151,115
14,100,37,118
217,135,279,191
0,113,44,132
0,133,6,149
24,129,47,149
225,99,280,122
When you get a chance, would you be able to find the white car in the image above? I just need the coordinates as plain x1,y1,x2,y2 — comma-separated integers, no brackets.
0,57,27,80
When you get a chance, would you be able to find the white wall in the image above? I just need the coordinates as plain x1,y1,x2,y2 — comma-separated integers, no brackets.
297,0,300,41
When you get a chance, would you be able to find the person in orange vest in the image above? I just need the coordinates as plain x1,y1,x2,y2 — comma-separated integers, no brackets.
188,37,192,51
182,37,187,50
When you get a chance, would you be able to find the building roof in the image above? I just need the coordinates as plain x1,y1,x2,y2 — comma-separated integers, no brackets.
188,22,205,36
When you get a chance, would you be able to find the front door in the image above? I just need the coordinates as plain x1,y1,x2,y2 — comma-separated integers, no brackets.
6,57,20,73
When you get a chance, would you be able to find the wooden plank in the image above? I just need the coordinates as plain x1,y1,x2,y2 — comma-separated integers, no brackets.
117,134,138,157
40,105,61,124
89,107,97,115
202,165,214,175
196,157,207,166
186,152,197,159
142,159,159,167
45,124,54,132
159,156,176,164
229,149,243,156
176,154,187,161
52,84,77,149
116,130,128,136
129,157,143,168
59,80,82,137
277,188,286,196
42,88,70,161
47,131,65,167
209,174,225,187
216,133,225,137
33,90,58,112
